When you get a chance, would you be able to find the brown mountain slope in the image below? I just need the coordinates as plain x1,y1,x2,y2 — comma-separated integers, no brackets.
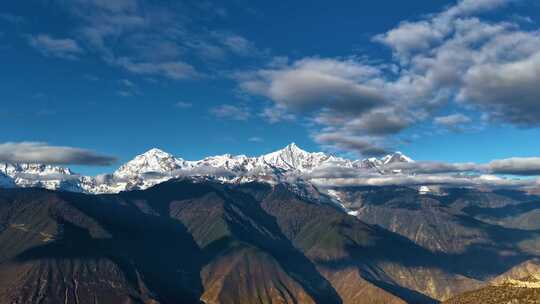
2,180,535,304
248,183,481,302
333,186,540,279
444,260,540,304
491,259,540,285
0,188,205,304
443,286,540,304
0,180,415,304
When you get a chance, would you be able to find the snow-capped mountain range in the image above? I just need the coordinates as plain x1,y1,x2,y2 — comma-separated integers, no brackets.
0,143,413,194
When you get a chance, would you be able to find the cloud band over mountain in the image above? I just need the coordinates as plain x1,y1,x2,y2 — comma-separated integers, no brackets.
0,142,116,166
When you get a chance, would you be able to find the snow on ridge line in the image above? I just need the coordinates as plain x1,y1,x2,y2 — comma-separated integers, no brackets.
0,143,413,194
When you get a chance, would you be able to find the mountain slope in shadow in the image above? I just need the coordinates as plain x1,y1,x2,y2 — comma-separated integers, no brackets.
1,180,537,303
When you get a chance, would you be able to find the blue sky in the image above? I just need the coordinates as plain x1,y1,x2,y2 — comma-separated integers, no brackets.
1,0,540,175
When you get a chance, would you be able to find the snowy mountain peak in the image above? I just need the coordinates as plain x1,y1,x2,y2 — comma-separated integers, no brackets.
0,162,76,191
356,152,413,169
113,148,186,178
0,163,74,176
381,152,414,165
269,143,309,157
140,148,174,158
0,144,414,194
261,143,341,171
284,142,303,152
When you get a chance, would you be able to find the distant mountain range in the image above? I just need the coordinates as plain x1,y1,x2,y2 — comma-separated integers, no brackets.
0,143,414,194
2,144,540,303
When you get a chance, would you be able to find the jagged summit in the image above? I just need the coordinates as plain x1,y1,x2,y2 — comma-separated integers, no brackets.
260,142,338,171
281,142,305,154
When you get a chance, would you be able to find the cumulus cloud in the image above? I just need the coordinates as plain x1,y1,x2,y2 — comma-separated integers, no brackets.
239,58,386,114
0,142,116,166
28,34,84,59
237,0,540,155
375,0,513,58
373,21,445,57
378,0,540,126
458,52,540,126
237,57,417,156
210,104,251,121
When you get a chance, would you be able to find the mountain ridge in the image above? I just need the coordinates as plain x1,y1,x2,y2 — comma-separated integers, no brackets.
0,143,413,194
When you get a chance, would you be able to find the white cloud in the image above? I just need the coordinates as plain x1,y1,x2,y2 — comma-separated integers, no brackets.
0,142,116,166
237,0,540,155
306,155,540,189
384,158,540,177
310,173,536,189
239,58,386,114
458,52,540,125
374,21,445,57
